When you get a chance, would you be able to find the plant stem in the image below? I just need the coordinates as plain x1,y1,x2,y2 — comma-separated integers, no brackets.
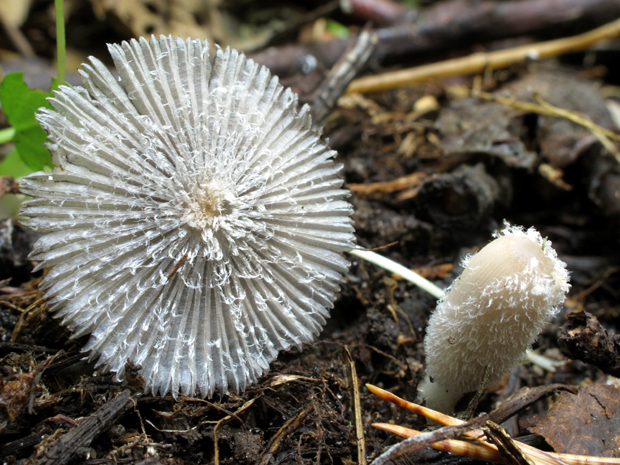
0,127,16,144
350,249,445,299
55,0,66,86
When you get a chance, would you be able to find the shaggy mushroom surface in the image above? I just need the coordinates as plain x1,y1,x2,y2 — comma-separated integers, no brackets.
420,224,570,413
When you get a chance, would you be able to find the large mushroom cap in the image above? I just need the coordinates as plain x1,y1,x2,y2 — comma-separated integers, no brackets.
20,35,355,398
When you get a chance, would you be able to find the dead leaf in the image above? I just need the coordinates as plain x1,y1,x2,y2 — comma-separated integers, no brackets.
0,176,19,197
434,97,538,169
0,373,35,420
538,163,572,190
89,0,218,42
265,374,320,388
412,263,453,279
0,0,33,27
530,384,620,457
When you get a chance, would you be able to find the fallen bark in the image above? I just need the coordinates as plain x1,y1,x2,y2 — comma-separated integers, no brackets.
558,311,620,377
32,390,134,465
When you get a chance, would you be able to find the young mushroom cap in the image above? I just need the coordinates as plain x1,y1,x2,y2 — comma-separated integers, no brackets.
419,224,570,413
20,35,355,398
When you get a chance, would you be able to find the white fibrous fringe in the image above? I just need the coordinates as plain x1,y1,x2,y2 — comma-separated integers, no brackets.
20,35,355,398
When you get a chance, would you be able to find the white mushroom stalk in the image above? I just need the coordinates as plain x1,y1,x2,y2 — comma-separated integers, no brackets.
20,36,355,398
349,248,445,299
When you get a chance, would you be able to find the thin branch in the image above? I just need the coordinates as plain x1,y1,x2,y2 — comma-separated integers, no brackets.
310,28,378,128
347,17,620,94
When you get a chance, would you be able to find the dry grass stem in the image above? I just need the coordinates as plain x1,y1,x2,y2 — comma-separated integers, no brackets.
474,91,620,164
373,422,509,464
213,397,258,465
10,298,46,342
348,172,428,195
257,405,313,465
347,17,620,94
342,347,367,465
366,384,459,426
368,384,620,465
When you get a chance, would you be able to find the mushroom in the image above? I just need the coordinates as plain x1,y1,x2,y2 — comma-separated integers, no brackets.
418,223,570,413
19,36,355,398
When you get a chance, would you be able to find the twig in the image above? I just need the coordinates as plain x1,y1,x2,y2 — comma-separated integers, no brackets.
373,423,509,464
310,28,378,129
167,253,189,281
464,365,491,421
488,384,578,425
361,344,408,370
257,405,313,465
341,347,366,465
476,91,620,139
532,95,620,141
10,298,46,342
485,421,535,465
0,301,24,312
213,397,258,465
29,352,62,415
0,342,59,353
347,17,620,94
35,390,134,465
473,91,620,164
343,0,416,27
0,434,45,458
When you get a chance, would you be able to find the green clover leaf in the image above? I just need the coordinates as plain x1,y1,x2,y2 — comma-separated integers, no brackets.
0,73,56,173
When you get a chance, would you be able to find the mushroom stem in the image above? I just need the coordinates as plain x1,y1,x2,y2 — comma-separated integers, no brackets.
417,374,464,414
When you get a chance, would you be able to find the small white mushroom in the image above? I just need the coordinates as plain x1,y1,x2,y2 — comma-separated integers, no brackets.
19,35,355,398
419,223,570,413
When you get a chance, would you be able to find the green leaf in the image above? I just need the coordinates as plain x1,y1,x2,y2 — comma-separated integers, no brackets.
0,127,15,144
0,72,54,171
325,20,350,39
0,148,33,178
